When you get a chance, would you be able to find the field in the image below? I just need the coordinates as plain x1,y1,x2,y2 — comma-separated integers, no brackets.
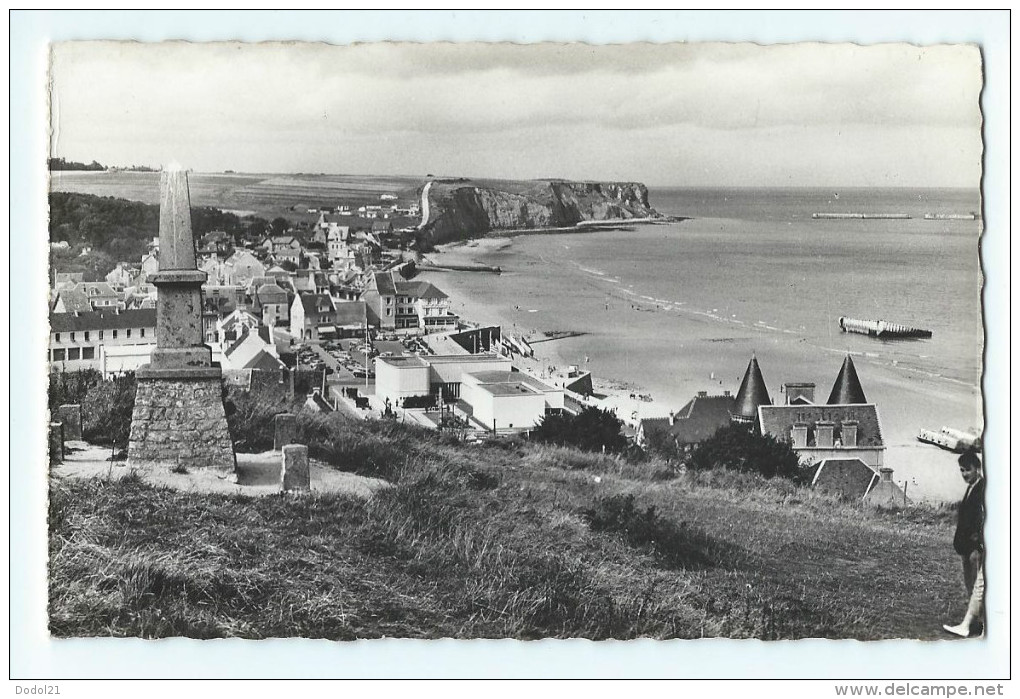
50,171,429,223
48,417,968,641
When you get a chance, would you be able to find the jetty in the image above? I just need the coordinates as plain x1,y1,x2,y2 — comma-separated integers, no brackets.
923,213,979,221
812,213,911,220
839,317,932,340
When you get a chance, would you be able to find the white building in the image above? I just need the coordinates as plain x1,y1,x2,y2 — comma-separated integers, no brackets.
49,309,157,373
374,354,562,430
460,370,564,431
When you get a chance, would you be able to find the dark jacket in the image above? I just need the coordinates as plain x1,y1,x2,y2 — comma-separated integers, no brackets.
953,477,985,556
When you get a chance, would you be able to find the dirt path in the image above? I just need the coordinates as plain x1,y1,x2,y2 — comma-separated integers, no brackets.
51,441,390,499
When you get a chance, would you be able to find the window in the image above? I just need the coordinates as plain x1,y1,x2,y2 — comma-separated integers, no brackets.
140,328,145,337
55,332,61,343
84,331,90,341
126,329,132,338
68,347,81,360
385,309,391,316
113,330,118,339
52,348,65,361
99,330,104,340
70,332,76,341
82,347,95,360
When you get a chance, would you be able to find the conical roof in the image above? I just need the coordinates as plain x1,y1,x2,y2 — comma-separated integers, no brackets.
732,355,772,419
828,354,867,404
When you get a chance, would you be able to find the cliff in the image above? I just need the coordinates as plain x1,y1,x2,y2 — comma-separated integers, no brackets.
418,178,659,246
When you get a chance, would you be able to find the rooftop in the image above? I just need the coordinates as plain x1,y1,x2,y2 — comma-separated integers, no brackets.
50,308,157,332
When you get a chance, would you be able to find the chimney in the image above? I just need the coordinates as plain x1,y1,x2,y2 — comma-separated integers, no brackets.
784,382,815,405
697,391,707,398
668,411,676,426
723,390,731,397
879,467,893,482
791,423,808,448
815,421,835,448
840,420,858,447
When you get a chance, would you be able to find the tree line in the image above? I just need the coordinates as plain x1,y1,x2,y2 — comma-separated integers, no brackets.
48,192,274,282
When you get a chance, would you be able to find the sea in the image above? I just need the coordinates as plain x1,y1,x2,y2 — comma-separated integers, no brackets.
425,187,985,503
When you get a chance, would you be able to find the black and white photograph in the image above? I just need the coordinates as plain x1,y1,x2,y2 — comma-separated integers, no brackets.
11,9,1010,683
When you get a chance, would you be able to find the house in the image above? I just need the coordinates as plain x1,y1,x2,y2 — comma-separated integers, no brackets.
105,263,139,290
361,271,458,332
198,255,226,286
272,247,304,268
52,282,121,313
138,252,160,284
252,282,290,328
262,235,302,255
123,283,157,311
50,288,93,314
223,249,266,287
372,220,394,237
220,326,285,372
198,230,232,256
636,391,736,453
333,300,368,338
53,272,84,290
758,355,885,469
327,226,354,266
216,308,263,346
293,269,330,295
291,293,338,341
49,309,157,373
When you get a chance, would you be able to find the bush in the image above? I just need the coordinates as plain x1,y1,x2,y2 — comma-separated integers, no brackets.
81,373,136,446
687,422,803,481
400,394,435,410
531,407,628,454
49,369,136,446
582,494,718,569
48,369,103,412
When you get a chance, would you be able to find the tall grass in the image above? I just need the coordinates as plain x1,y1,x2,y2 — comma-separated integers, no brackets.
50,403,966,640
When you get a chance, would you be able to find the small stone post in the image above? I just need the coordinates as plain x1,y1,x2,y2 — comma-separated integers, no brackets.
281,444,310,492
58,404,82,441
48,422,64,464
273,413,297,451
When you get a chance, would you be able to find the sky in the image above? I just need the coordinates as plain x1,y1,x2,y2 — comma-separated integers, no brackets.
49,41,983,187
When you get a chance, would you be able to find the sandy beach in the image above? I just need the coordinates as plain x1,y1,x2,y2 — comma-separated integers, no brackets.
422,227,983,505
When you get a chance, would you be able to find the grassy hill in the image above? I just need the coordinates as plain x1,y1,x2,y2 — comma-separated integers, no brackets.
48,416,965,640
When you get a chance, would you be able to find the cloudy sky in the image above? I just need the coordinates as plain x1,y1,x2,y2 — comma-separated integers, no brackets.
49,41,983,187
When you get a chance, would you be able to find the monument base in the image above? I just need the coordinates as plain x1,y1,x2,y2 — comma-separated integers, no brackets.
128,373,236,473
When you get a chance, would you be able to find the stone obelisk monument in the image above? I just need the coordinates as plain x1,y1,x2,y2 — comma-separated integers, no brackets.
127,168,236,473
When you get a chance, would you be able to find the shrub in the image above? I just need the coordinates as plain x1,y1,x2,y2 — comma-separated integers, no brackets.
81,373,136,446
582,493,718,569
531,406,628,454
48,368,103,412
687,422,803,481
400,394,435,410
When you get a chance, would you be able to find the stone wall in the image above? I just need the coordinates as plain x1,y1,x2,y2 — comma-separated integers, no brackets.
128,376,235,473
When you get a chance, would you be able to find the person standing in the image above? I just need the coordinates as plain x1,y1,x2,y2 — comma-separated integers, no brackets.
943,449,985,637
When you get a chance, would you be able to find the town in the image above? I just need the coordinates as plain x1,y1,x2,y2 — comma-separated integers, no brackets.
47,171,923,510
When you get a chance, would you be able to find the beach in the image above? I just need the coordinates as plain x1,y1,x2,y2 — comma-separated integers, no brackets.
421,202,984,504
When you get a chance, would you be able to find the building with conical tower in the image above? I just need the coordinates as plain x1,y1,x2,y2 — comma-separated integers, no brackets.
828,354,867,404
758,355,885,470
731,355,772,426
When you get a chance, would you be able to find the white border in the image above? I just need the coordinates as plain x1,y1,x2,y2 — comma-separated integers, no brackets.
9,10,1011,679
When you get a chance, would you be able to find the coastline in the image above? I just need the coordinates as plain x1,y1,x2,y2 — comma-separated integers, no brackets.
422,226,983,504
